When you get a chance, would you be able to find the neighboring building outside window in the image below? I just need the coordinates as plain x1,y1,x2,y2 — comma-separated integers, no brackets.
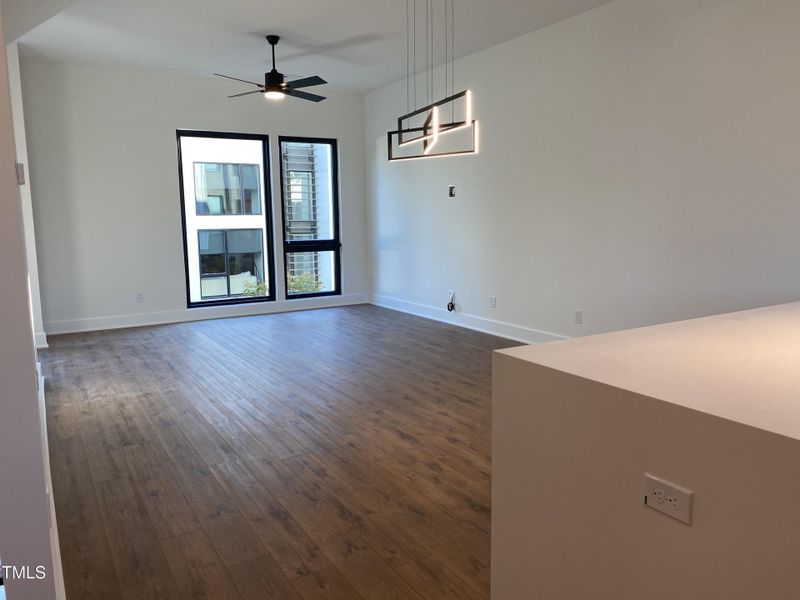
194,163,261,216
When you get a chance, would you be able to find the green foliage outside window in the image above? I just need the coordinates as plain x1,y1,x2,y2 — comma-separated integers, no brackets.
287,272,323,294
241,272,322,296
241,281,268,297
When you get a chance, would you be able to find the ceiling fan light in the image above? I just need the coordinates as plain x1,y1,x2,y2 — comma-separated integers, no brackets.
264,90,285,100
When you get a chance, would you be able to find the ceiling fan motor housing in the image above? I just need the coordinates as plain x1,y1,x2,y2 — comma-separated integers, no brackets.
265,69,285,92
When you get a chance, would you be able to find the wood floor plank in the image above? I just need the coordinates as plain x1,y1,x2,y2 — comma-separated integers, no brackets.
161,530,241,600
57,519,121,600
74,400,128,483
49,434,101,529
211,417,280,464
96,476,182,599
42,306,508,600
281,453,412,568
129,394,197,460
242,453,307,498
384,495,490,594
121,446,201,540
167,404,238,466
292,567,365,600
46,402,79,443
228,556,305,600
168,454,266,568
210,458,332,579
278,489,406,595
395,555,484,600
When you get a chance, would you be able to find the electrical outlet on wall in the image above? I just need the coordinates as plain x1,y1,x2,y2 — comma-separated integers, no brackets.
448,185,456,199
574,309,583,325
490,295,497,309
643,473,694,525
135,292,145,304
447,290,456,312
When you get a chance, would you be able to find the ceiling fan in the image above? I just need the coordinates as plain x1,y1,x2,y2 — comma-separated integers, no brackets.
215,35,327,103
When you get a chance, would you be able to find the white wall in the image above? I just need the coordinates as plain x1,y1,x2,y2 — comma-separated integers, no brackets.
0,8,58,599
7,41,46,347
366,0,800,342
21,54,369,334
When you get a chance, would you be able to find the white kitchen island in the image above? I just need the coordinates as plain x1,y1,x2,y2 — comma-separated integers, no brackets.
492,302,800,600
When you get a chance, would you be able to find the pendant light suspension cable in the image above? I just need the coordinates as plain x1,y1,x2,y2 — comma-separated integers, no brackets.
406,0,410,112
401,0,464,126
413,0,417,109
431,0,435,104
430,0,434,105
425,0,429,105
450,0,455,120
406,0,458,111
444,0,450,103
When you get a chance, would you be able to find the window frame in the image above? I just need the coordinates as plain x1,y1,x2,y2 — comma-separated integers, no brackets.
177,130,276,308
278,136,342,299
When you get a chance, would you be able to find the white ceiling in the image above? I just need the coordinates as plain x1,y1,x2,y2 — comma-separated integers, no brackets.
19,0,616,92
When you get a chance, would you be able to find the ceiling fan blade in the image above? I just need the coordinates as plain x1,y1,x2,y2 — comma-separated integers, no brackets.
286,75,327,89
286,89,327,103
214,73,262,87
227,89,263,98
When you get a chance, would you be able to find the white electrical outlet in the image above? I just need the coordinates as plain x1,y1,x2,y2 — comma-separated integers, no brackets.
574,309,583,325
135,292,144,304
643,473,694,525
490,295,497,309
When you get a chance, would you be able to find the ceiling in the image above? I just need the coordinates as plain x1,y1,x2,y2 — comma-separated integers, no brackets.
19,0,616,92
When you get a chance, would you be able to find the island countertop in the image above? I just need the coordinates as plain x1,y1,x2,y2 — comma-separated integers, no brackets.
498,302,800,441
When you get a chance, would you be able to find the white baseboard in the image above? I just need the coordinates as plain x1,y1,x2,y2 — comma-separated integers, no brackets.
44,293,370,336
37,362,66,600
34,331,48,349
370,294,566,345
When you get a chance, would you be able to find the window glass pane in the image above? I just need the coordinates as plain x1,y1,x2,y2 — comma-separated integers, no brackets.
200,255,226,275
194,162,261,216
201,278,227,298
281,142,335,241
199,230,225,253
227,229,266,297
240,165,260,215
197,230,267,299
198,230,226,275
286,251,336,295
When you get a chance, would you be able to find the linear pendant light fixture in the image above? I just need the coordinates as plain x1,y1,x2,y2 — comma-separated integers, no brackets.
388,0,479,162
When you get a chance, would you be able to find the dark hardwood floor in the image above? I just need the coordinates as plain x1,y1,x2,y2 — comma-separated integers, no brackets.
41,305,515,600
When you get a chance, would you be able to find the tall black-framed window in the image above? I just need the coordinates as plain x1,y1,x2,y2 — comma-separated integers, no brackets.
279,137,342,298
177,130,276,307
